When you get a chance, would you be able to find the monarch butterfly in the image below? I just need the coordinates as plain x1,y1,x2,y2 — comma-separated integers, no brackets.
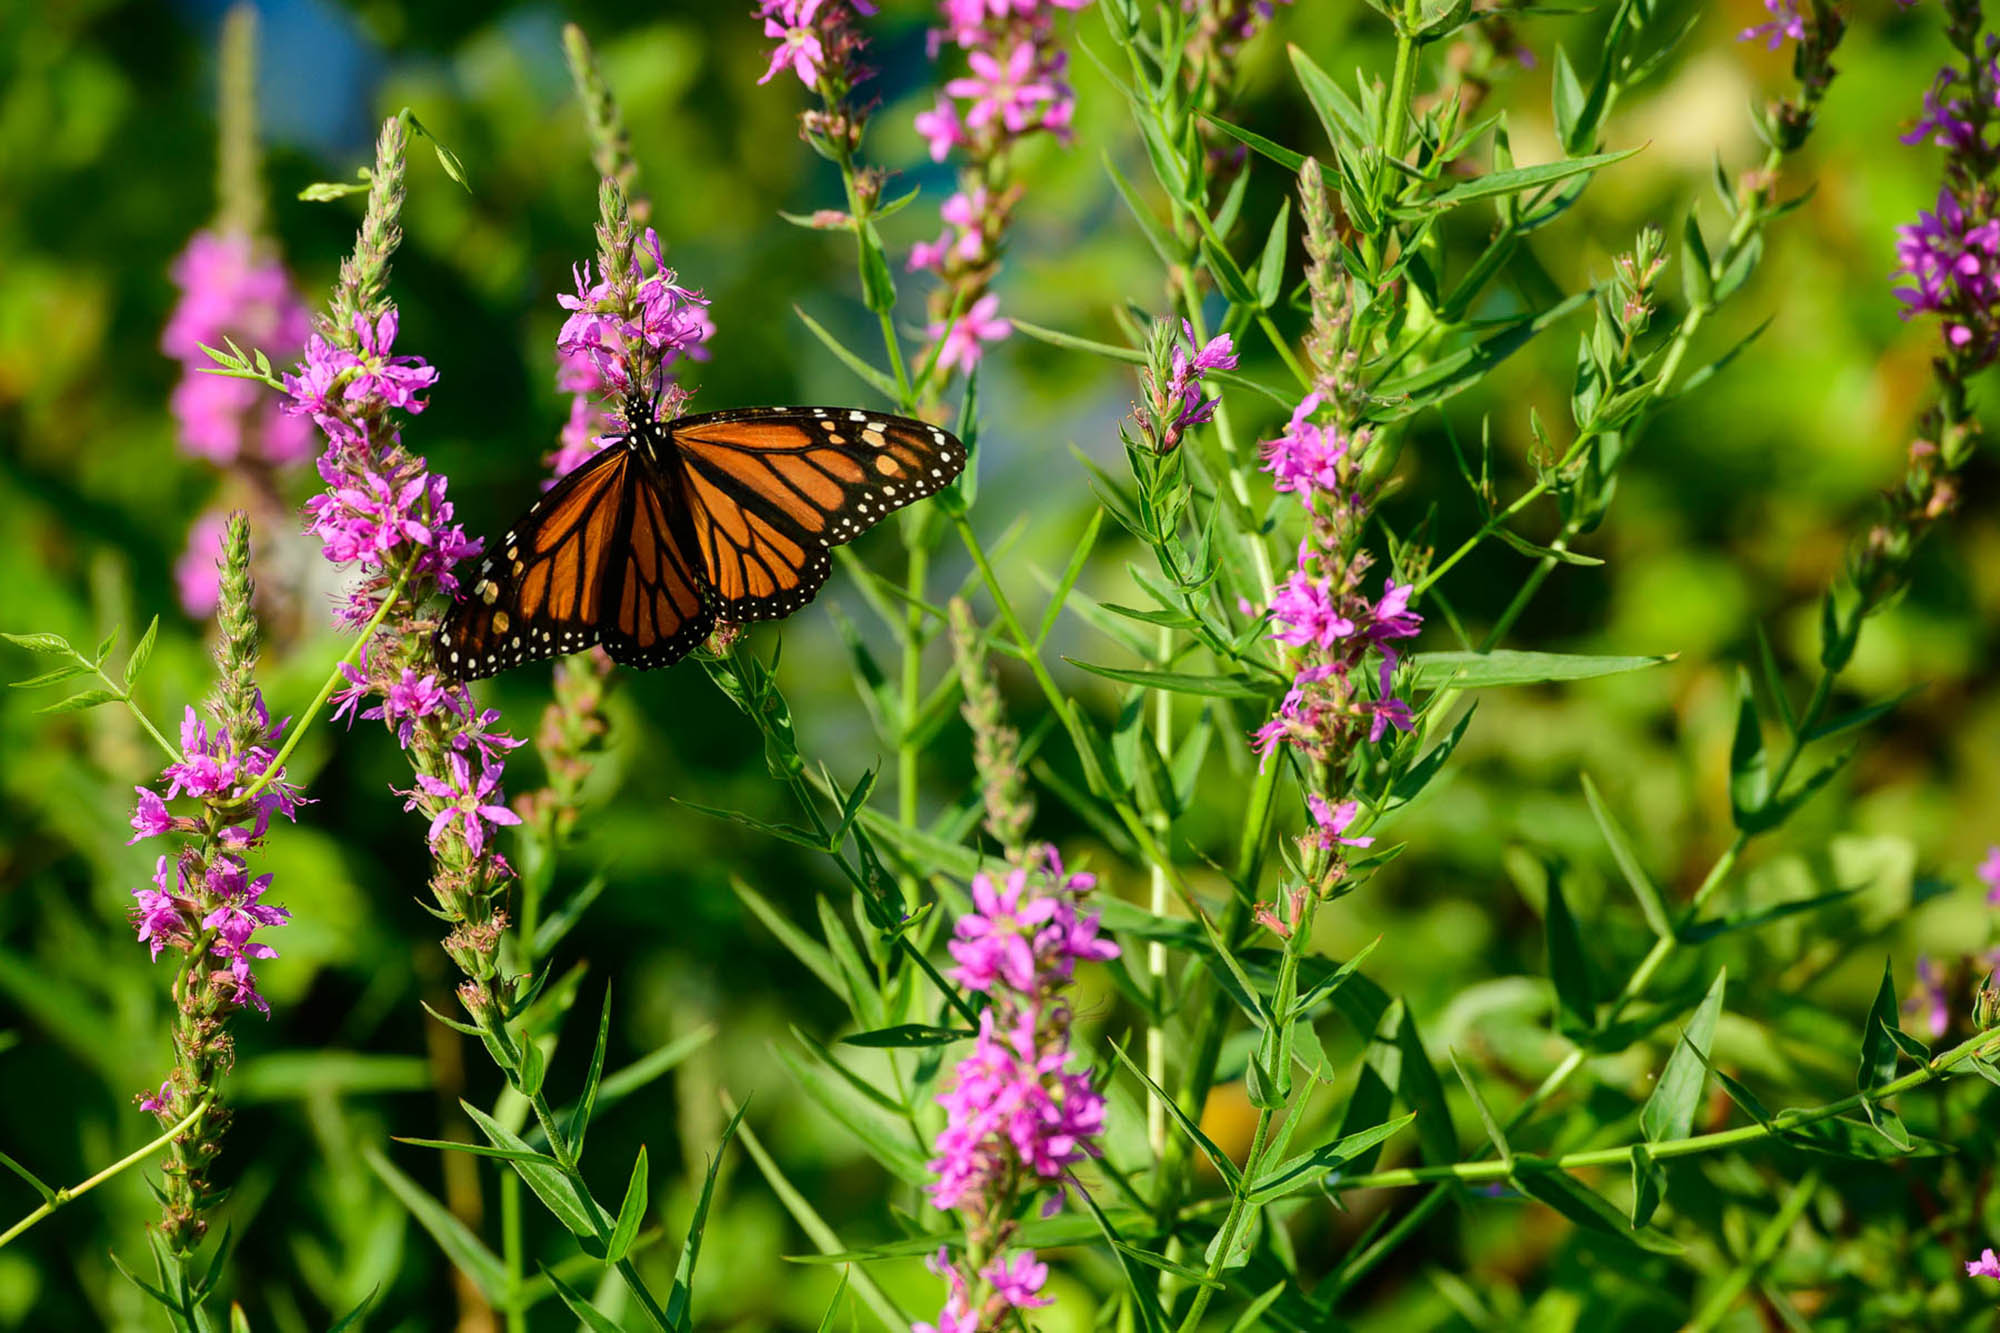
436,403,966,680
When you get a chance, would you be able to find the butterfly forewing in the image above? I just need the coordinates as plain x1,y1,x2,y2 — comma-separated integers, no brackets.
670,407,966,622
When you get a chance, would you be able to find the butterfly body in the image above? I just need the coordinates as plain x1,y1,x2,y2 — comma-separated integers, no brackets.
436,405,965,680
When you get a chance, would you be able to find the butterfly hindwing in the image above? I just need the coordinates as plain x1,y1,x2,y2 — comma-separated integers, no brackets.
669,407,967,622
436,442,713,680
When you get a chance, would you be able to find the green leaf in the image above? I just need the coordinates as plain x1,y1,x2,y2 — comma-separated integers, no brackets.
565,986,614,1164
838,1023,975,1049
405,111,473,192
1450,1052,1512,1165
1103,151,1180,268
794,306,899,401
1405,147,1640,215
460,1102,610,1245
857,221,897,314
1510,1158,1684,1254
1287,45,1367,155
390,1135,563,1166
1681,211,1715,310
1629,1143,1665,1229
1247,1112,1417,1204
325,1289,378,1333
1804,687,1921,743
1007,319,1290,404
0,631,75,655
605,1146,649,1265
1386,705,1476,806
1677,887,1858,944
298,174,372,202
540,1266,636,1333
731,877,842,998
1063,657,1277,699
1643,969,1726,1145
1581,774,1675,939
1254,198,1291,308
1107,1040,1241,1188
1037,508,1106,646
1542,875,1596,1036
1408,650,1671,690
1199,113,1308,174
36,688,119,715
1729,668,1772,830
774,1040,930,1185
363,1146,509,1304
1070,1181,1170,1333
1857,958,1903,1096
664,1101,745,1329
9,661,93,689
0,1147,55,1204
731,1108,909,1329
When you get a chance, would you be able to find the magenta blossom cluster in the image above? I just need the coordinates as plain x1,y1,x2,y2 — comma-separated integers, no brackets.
916,1248,1052,1333
549,228,713,478
163,231,314,469
1982,845,2000,904
284,311,481,626
922,848,1116,1330
1252,395,1421,762
1166,321,1236,435
1903,57,2000,154
1738,0,1805,50
127,695,302,1014
757,0,877,88
1893,189,2000,352
909,0,1089,372
162,231,316,616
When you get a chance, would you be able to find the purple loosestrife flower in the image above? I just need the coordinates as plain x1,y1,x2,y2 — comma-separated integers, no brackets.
912,0,1087,382
929,293,1011,373
1251,399,1420,766
1982,845,2000,904
1893,189,2000,348
406,752,523,856
1738,0,1806,50
547,230,712,478
1306,794,1373,850
923,847,1115,1330
1970,1249,2000,1280
757,0,878,89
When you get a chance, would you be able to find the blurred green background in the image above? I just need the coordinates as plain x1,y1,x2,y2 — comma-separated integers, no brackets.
3,0,1998,1328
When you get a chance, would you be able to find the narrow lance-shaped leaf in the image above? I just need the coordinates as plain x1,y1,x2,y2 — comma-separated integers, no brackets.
1642,968,1727,1145
1581,773,1675,939
1728,667,1771,830
1542,872,1595,1037
604,1145,650,1265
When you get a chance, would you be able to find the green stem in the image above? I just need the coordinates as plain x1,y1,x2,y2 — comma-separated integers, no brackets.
501,1172,526,1333
92,663,183,764
898,540,930,911
1336,1033,1995,1189
0,1096,213,1249
238,557,416,803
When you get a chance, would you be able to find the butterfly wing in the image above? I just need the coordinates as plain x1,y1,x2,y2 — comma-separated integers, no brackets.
669,406,966,622
436,442,715,679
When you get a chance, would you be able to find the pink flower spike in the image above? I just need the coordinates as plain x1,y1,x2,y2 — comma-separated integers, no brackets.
1980,845,2000,905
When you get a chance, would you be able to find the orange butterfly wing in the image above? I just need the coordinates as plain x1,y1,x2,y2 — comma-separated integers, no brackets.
436,442,714,679
669,407,966,622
